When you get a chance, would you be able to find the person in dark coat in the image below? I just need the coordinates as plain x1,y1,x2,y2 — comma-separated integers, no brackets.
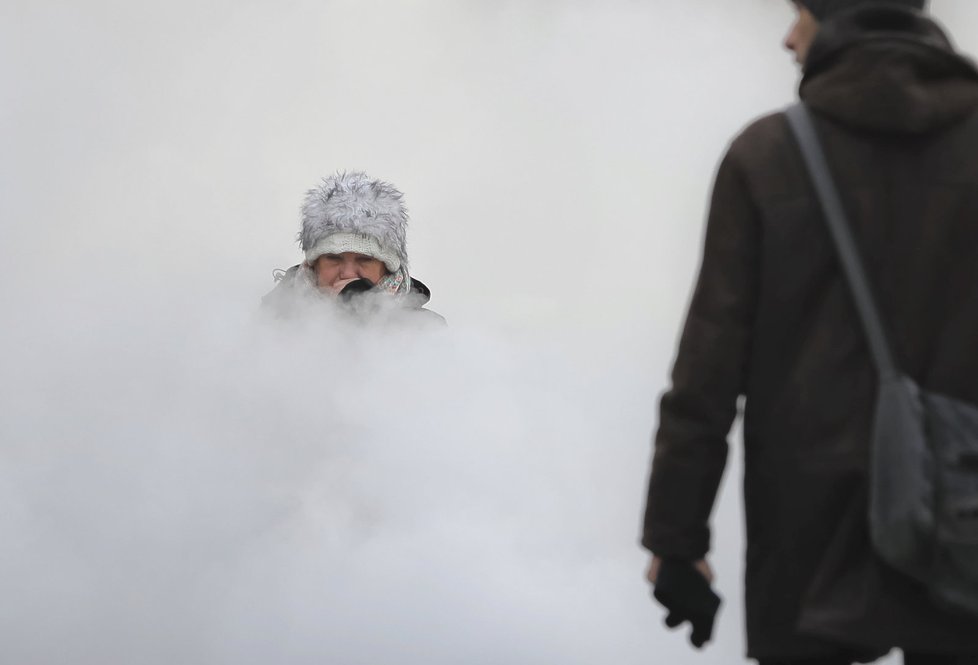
641,1,978,663
262,171,444,324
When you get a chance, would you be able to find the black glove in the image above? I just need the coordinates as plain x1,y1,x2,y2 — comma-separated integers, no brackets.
652,558,722,648
338,278,377,302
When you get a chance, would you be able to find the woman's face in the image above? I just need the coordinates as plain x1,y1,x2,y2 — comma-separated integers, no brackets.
313,252,388,293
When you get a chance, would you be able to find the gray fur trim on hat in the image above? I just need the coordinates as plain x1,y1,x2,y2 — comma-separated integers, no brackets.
299,171,409,271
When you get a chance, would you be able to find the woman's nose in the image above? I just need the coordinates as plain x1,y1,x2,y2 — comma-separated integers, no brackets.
339,261,359,278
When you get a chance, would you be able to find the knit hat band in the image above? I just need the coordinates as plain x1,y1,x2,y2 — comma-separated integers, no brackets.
305,233,402,273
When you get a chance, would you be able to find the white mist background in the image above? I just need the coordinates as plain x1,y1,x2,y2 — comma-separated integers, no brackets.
2,1,977,663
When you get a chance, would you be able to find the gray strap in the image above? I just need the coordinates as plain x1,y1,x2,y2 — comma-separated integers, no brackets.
784,103,898,380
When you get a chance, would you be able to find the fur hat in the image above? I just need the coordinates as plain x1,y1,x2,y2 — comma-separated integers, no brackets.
299,171,409,273
797,0,926,20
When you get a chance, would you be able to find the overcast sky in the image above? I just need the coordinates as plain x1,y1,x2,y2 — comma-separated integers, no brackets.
3,2,978,663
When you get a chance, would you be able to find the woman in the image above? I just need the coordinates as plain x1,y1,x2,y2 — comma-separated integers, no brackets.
263,171,443,323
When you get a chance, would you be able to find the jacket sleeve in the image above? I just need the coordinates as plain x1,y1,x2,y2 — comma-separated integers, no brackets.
642,145,760,559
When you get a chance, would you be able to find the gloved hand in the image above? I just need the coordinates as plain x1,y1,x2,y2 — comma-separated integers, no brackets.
652,558,722,648
338,278,376,302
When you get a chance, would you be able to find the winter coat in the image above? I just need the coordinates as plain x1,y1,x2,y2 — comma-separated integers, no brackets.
642,6,978,660
261,264,445,325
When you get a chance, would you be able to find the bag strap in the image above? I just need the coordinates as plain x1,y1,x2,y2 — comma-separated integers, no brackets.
784,103,899,380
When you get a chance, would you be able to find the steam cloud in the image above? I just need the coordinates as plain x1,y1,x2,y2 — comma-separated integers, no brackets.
1,282,733,664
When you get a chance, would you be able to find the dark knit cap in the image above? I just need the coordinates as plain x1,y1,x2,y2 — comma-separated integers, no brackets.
798,0,927,20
